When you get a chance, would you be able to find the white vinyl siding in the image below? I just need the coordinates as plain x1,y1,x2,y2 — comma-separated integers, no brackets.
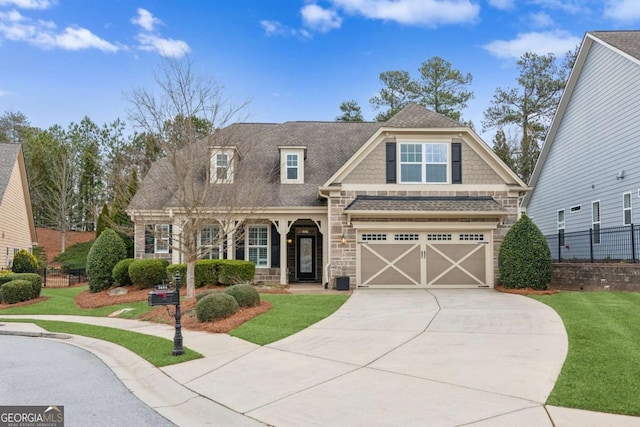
399,143,448,184
248,225,268,267
623,192,632,226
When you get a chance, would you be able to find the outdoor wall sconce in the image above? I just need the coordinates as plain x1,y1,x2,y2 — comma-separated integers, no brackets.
287,237,293,244
340,232,347,245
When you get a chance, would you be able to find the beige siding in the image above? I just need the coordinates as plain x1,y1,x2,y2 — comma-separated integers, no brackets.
342,137,505,185
0,160,33,268
461,142,504,184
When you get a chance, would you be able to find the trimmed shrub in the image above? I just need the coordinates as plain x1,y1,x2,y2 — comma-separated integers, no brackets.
54,240,94,274
498,214,552,290
166,263,187,284
196,293,238,322
195,289,220,302
225,284,260,308
128,259,168,289
11,249,39,273
0,273,41,299
86,228,127,293
112,258,135,286
1,280,33,304
195,260,218,287
217,260,255,285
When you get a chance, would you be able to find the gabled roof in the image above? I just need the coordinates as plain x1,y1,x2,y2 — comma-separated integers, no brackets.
523,30,640,207
385,102,462,128
0,143,21,202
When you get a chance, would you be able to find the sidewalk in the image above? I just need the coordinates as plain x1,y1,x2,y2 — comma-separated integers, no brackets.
2,290,640,426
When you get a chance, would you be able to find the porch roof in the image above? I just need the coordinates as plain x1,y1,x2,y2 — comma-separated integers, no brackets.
344,195,507,215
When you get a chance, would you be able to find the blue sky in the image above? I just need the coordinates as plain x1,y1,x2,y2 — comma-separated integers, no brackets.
0,0,638,142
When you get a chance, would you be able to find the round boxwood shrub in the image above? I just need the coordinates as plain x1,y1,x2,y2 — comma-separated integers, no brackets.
112,258,135,286
11,249,39,273
1,280,33,304
128,259,168,289
498,214,552,290
195,289,220,302
196,293,238,322
225,284,260,308
86,228,127,293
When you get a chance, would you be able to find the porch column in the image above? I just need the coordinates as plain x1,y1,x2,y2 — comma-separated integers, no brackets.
226,230,234,260
280,225,288,285
172,220,182,264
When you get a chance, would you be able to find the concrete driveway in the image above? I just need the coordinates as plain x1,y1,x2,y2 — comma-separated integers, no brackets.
164,289,569,426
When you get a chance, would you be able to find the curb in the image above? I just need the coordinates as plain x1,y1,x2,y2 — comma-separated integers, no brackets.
0,329,71,339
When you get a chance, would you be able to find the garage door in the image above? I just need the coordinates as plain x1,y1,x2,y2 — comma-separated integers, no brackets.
358,232,491,288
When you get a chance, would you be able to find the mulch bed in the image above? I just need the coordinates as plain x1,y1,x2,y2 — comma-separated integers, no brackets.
495,286,559,295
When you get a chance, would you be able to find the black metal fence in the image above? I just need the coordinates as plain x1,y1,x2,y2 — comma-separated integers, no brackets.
546,224,640,263
41,266,86,287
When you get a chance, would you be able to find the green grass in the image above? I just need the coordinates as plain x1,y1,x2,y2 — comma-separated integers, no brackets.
230,294,349,345
0,318,202,367
531,291,640,416
0,286,154,318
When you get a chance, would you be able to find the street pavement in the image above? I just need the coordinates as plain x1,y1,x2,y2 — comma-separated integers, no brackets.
2,288,640,426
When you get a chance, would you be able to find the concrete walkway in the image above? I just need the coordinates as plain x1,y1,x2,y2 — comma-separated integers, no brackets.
2,289,640,426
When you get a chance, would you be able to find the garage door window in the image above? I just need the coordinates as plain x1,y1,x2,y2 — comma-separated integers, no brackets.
426,233,452,241
394,233,419,241
459,233,484,241
361,233,387,241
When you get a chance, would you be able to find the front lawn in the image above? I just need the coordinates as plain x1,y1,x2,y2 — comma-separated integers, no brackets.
0,286,153,318
531,291,640,416
230,294,349,345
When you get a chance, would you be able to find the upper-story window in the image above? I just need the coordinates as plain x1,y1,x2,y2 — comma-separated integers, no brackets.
210,147,235,183
280,146,305,183
399,143,448,183
623,192,632,226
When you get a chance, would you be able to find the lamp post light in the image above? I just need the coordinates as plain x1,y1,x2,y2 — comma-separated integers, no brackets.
172,271,184,356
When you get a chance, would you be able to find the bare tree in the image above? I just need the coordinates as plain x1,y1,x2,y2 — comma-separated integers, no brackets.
127,57,272,299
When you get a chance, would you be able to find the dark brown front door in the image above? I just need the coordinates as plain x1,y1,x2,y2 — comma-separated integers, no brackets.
296,236,316,281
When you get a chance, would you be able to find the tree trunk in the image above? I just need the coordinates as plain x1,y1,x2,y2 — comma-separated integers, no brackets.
186,259,196,300
61,229,66,253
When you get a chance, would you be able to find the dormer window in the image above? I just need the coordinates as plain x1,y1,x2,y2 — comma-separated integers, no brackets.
210,147,235,183
279,146,306,184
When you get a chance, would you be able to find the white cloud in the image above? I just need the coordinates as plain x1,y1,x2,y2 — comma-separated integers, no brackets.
131,8,160,32
483,30,581,59
529,11,554,28
0,0,54,9
0,89,8,97
529,0,586,14
488,0,514,10
259,19,312,39
301,4,342,32
604,0,640,22
330,0,480,26
0,9,119,52
131,9,190,57
136,33,189,58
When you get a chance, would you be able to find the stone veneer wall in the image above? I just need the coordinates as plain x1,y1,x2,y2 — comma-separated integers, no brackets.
253,268,281,284
329,189,520,287
550,263,640,291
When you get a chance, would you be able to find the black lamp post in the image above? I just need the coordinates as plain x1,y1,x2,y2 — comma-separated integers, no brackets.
172,271,184,356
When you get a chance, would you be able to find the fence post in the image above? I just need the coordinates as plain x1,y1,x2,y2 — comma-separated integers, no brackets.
632,224,636,263
589,228,594,263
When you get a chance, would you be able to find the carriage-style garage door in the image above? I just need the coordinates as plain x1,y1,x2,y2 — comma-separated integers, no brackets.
358,231,491,288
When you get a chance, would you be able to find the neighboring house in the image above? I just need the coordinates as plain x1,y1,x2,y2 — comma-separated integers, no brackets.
523,31,640,259
129,103,527,289
0,143,37,268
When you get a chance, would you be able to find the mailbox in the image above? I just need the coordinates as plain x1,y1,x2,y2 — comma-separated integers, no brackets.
148,284,179,306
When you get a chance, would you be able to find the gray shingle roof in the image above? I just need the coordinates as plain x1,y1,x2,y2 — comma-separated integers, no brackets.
345,195,507,213
130,104,466,211
590,31,640,62
0,143,20,202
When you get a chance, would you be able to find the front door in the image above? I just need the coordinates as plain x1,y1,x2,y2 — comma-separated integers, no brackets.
296,235,316,281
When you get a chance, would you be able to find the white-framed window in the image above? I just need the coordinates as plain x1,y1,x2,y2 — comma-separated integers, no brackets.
399,142,448,184
280,147,305,183
286,153,298,180
623,192,632,226
155,224,171,253
200,225,221,259
592,201,601,245
247,225,268,267
557,209,565,246
210,147,235,183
